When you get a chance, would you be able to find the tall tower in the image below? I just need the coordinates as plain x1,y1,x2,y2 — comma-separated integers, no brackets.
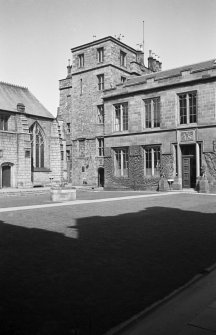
58,36,151,186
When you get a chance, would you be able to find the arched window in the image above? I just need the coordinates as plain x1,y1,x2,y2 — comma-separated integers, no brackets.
30,123,45,168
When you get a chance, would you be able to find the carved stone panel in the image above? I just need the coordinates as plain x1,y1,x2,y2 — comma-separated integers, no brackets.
180,130,195,143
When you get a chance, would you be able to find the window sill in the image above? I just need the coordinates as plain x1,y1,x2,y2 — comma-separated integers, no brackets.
143,127,161,131
115,176,130,180
112,130,129,134
33,167,51,172
179,123,197,126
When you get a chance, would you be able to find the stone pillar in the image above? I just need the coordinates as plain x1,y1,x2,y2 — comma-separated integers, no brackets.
151,148,154,176
177,144,182,182
196,142,200,178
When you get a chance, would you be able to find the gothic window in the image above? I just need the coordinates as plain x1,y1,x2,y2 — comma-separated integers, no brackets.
30,123,45,168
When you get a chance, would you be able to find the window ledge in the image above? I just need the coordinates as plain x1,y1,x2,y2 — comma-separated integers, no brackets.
33,167,51,172
178,123,197,127
143,127,161,131
112,130,129,134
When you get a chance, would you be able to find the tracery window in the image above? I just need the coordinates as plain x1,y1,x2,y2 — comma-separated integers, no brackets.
30,123,45,168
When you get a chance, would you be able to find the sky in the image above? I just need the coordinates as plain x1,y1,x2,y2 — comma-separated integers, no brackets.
1,0,216,117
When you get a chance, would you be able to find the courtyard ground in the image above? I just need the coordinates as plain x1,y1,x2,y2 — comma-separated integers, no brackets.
0,191,216,334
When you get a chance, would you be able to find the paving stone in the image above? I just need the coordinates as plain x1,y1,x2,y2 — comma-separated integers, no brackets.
178,325,216,335
189,308,216,332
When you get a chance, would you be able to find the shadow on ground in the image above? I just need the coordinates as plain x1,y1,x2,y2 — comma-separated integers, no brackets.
1,206,216,334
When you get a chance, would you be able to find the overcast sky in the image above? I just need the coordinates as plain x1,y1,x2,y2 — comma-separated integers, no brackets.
1,0,216,117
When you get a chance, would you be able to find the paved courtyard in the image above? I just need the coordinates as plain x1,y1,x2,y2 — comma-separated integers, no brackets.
1,191,216,334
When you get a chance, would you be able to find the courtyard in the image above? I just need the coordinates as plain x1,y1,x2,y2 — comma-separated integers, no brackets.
1,190,216,334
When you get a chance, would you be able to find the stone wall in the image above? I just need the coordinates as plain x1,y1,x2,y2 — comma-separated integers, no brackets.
0,111,62,188
104,77,216,190
0,112,32,188
104,145,160,190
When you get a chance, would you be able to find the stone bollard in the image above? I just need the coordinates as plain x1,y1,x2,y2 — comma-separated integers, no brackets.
50,188,76,202
198,177,209,193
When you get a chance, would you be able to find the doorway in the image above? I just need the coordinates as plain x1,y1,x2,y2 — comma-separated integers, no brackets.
181,145,196,188
98,167,104,187
2,165,11,188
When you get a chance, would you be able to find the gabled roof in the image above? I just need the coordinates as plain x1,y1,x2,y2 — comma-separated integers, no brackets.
0,82,54,119
125,59,216,87
71,36,138,54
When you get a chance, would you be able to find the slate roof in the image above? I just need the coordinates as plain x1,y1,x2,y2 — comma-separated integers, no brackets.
125,59,216,87
0,82,54,119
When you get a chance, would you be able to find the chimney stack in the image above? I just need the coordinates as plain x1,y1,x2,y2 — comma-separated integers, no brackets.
148,50,162,72
17,103,25,113
136,49,144,66
67,59,72,77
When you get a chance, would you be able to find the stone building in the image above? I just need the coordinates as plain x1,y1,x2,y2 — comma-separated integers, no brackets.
59,36,216,191
103,59,216,190
58,36,154,186
0,82,61,188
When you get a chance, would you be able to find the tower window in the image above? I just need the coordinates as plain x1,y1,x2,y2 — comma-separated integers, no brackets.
97,105,104,124
78,54,84,68
120,51,127,67
97,74,104,90
97,47,104,63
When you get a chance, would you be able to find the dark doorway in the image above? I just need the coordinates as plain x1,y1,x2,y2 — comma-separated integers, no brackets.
181,145,196,188
98,167,104,187
2,165,11,187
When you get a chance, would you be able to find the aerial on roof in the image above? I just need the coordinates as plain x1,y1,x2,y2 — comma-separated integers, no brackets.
126,59,216,87
0,82,54,119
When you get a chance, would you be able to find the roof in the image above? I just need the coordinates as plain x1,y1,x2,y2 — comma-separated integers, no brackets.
0,82,54,119
125,59,216,87
71,36,138,54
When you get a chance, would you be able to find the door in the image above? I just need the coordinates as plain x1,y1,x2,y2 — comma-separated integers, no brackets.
182,157,190,188
98,168,104,187
2,165,11,187
182,156,196,188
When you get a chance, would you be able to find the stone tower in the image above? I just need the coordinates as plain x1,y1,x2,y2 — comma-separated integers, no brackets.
58,36,151,186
